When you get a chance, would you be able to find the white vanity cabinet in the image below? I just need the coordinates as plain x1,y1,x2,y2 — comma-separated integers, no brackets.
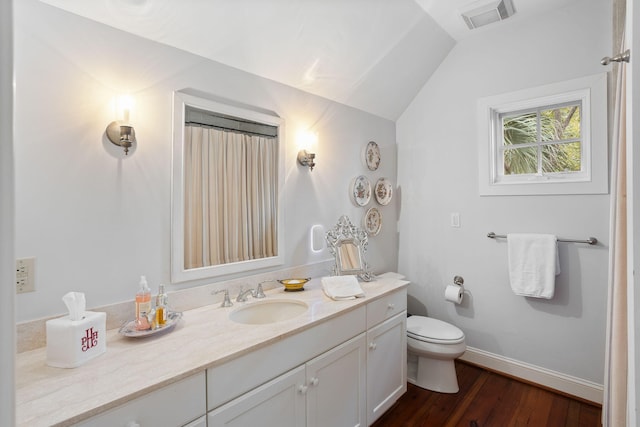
208,365,307,426
72,373,206,427
208,333,367,427
366,288,407,426
16,278,410,427
306,333,367,427
206,287,407,427
206,306,367,427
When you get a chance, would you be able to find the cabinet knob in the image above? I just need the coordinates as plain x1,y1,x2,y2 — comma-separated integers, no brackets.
387,303,395,310
369,342,377,350
310,377,319,386
298,384,308,394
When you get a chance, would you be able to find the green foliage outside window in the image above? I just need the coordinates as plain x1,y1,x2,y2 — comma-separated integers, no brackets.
502,104,581,175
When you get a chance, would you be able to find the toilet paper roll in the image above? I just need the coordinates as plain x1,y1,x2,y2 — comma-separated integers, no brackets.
444,284,464,304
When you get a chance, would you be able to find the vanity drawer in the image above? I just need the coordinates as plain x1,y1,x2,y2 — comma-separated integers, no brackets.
73,373,206,427
366,288,407,329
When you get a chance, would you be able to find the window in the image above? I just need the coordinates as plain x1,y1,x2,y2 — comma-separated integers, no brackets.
501,102,582,177
478,73,608,196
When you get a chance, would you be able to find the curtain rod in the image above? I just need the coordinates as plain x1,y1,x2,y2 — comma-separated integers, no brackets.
185,107,278,138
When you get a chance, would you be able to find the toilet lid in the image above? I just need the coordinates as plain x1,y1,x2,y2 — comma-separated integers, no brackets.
407,316,465,344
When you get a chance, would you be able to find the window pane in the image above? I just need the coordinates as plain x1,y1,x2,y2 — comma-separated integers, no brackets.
503,147,537,175
541,105,581,141
503,112,538,145
542,142,581,173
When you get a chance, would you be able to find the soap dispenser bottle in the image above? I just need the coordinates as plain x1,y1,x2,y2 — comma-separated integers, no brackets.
135,276,152,330
155,284,169,326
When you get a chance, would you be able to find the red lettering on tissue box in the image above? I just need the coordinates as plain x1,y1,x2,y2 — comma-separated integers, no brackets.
81,327,99,352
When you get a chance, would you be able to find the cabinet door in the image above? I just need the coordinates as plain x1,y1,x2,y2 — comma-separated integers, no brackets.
306,333,367,427
366,312,407,426
208,365,306,427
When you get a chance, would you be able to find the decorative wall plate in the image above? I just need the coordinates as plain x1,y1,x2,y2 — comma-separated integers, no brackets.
364,207,382,236
351,175,372,207
364,141,381,171
374,178,393,205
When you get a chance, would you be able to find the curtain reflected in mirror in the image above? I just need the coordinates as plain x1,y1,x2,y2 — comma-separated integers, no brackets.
171,91,284,283
337,240,362,273
183,125,278,269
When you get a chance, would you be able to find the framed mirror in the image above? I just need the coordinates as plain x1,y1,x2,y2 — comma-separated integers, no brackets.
171,91,285,283
337,239,363,273
326,215,373,281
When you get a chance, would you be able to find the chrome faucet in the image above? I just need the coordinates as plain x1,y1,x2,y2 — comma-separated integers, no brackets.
253,282,266,299
237,283,268,302
236,287,255,302
213,289,233,307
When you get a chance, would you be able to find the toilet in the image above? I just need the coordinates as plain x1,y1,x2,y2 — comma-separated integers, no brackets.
406,315,466,393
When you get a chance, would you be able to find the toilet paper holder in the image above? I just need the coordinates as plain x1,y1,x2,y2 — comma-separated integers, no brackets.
445,276,465,304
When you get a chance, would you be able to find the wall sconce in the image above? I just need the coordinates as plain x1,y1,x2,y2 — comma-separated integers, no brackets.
106,96,136,155
296,129,318,171
106,122,135,155
297,150,316,171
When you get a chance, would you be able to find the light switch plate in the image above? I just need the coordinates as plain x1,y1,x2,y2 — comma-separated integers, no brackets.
450,212,461,228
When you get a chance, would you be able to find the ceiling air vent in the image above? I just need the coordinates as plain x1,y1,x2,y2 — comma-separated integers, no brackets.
461,0,516,30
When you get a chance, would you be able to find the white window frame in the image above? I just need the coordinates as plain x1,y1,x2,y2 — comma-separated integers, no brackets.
477,73,608,196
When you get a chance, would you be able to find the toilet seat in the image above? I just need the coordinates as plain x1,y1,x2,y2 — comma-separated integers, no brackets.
407,316,465,345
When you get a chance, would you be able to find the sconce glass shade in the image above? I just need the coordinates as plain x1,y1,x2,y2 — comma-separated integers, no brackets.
297,150,316,171
106,120,136,155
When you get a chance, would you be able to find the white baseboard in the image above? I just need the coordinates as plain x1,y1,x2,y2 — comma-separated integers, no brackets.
459,346,603,405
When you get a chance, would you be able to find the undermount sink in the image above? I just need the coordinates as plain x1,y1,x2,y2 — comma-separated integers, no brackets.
229,299,309,325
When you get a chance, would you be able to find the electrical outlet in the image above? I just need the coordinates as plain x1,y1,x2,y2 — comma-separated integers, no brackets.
16,257,35,294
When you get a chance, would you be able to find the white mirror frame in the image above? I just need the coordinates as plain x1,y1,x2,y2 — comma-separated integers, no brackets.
171,91,285,283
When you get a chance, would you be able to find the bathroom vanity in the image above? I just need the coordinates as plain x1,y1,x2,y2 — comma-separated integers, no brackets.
15,275,408,427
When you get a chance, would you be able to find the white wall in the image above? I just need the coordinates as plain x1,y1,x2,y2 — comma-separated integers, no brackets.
13,0,398,322
1,0,15,424
397,0,611,384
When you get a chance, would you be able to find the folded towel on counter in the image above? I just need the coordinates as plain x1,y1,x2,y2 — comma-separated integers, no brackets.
507,233,560,299
321,275,365,300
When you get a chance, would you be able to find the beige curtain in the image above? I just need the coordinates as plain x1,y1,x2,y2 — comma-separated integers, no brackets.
603,37,628,426
184,125,278,269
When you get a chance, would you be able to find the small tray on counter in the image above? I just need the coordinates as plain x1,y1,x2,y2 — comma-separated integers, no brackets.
119,311,183,338
278,278,310,292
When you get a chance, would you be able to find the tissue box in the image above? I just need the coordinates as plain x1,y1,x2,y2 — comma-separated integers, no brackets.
46,311,106,368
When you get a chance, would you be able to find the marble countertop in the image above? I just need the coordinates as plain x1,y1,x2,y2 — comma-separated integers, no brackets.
15,275,408,427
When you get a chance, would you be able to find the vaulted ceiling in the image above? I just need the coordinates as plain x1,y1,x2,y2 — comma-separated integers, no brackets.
39,0,576,120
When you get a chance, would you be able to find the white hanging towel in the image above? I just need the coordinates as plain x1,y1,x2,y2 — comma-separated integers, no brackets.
507,233,560,299
321,275,365,300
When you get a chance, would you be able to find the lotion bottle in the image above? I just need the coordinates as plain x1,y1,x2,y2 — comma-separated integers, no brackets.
155,284,168,326
135,276,151,330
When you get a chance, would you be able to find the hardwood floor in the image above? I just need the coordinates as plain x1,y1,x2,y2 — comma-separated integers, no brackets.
372,361,602,427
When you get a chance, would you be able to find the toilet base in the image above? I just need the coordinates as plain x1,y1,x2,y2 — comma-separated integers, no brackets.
407,351,460,393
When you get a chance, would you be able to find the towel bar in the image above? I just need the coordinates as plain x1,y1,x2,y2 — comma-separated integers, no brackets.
487,232,597,245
